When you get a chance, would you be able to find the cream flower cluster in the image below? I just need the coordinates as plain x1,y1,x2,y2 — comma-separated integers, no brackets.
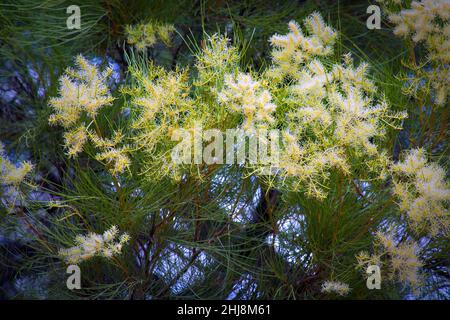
195,35,240,86
392,148,450,236
389,0,449,43
377,231,423,289
63,126,88,158
90,130,131,175
0,141,33,187
131,68,191,129
125,22,175,51
331,56,393,155
49,55,114,157
125,62,198,181
357,230,423,290
218,73,277,129
268,12,337,80
321,281,351,296
49,55,114,127
279,133,351,199
291,54,392,156
129,65,194,151
49,55,130,175
59,226,130,264
269,16,406,199
380,0,450,106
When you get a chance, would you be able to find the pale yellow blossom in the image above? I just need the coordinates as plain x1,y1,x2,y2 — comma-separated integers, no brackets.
59,226,129,264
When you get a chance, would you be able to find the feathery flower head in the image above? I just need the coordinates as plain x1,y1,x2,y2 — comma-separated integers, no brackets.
49,55,114,157
382,0,450,106
376,231,423,289
268,12,337,80
195,34,239,87
126,21,176,51
89,129,131,175
49,55,114,125
0,146,33,187
218,72,277,129
392,148,449,236
273,45,406,199
63,126,88,158
59,226,130,264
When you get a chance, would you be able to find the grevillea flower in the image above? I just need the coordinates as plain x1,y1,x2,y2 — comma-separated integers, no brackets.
267,14,406,199
49,55,130,174
392,148,450,236
59,226,130,264
380,0,450,106
0,142,33,187
268,12,337,80
49,55,114,126
125,22,175,51
218,72,277,129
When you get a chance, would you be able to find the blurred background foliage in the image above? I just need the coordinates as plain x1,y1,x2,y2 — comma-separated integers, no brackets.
0,0,448,299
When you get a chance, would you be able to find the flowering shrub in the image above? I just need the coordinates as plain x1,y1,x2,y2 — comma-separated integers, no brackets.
0,3,448,300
